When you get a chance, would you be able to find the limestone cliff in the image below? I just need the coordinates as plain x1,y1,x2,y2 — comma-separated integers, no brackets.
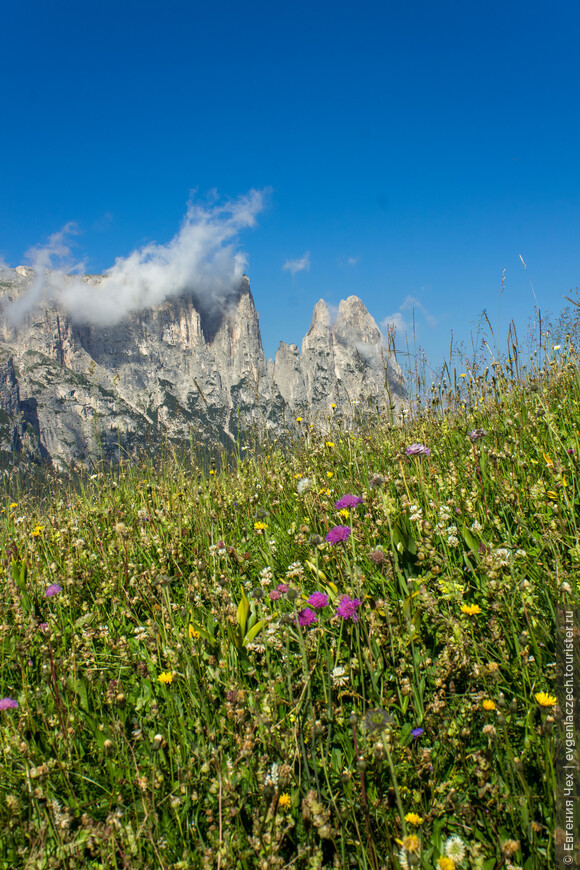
0,269,406,469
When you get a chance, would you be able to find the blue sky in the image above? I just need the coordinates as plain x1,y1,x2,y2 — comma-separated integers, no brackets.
1,0,578,380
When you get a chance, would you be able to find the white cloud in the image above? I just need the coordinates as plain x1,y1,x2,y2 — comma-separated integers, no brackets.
347,256,359,266
282,251,310,276
3,189,267,328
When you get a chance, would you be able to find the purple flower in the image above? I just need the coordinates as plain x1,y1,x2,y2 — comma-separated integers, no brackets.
336,595,361,621
45,584,62,598
405,444,431,456
297,608,318,627
334,494,363,509
325,525,351,545
269,589,282,601
411,727,424,738
0,697,18,711
38,622,49,631
469,428,487,442
307,592,329,609
568,448,576,456
276,583,289,593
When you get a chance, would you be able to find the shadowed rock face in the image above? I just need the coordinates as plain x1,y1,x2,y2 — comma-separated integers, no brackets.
0,271,407,469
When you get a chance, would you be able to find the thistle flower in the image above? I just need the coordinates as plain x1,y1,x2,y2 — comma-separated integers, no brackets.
307,592,329,609
325,525,351,544
297,608,318,627
406,443,430,456
334,494,363,509
336,595,361,621
45,584,62,598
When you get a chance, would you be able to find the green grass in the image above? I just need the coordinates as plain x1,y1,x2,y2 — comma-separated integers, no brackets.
0,321,578,869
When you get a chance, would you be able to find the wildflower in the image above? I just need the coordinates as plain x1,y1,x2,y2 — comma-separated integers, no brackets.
336,595,361,621
363,707,392,732
411,727,424,738
338,509,350,519
296,417,303,422
269,589,282,600
45,584,62,598
307,592,329,609
405,443,430,456
535,692,557,707
188,625,201,639
297,608,318,627
482,699,496,711
158,672,173,684
325,525,351,544
0,698,18,711
405,812,424,825
460,603,482,616
331,666,348,686
469,428,487,441
297,477,311,494
408,504,423,522
437,858,455,870
368,473,386,488
368,548,386,564
326,471,334,478
278,793,292,809
254,521,268,531
276,583,290,594
334,494,363,509
325,441,335,448
444,835,466,862
401,835,420,854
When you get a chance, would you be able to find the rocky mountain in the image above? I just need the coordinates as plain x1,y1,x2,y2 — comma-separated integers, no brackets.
0,267,407,469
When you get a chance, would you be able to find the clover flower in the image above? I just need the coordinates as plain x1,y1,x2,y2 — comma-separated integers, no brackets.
444,836,466,862
325,525,351,544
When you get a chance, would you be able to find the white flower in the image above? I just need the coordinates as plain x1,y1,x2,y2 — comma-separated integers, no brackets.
445,835,466,862
409,504,423,522
494,548,511,566
447,535,459,547
285,561,304,578
515,549,526,558
331,666,349,687
470,519,483,533
297,477,311,494
439,505,452,521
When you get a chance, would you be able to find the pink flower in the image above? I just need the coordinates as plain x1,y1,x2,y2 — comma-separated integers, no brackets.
405,444,430,456
0,698,18,710
307,592,329,609
325,525,351,545
334,495,363,509
336,595,361,621
297,608,318,627
45,584,62,598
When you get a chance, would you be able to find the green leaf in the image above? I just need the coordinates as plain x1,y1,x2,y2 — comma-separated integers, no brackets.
237,587,250,635
244,620,264,644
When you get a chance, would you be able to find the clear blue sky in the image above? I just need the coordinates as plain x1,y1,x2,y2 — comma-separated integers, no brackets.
1,0,578,380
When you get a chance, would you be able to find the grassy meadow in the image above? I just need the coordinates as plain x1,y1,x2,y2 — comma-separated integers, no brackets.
0,313,578,869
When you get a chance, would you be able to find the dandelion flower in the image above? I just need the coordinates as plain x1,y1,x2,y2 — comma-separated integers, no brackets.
460,603,481,616
254,521,268,531
158,672,173,684
482,699,496,711
404,812,424,825
444,835,466,862
278,793,291,809
437,858,455,870
535,692,557,707
401,835,420,854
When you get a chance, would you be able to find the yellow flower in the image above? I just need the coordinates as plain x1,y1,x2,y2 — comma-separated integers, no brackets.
254,521,268,531
158,672,173,684
404,812,424,825
547,491,558,500
338,509,350,519
325,441,335,448
296,417,303,422
330,403,336,408
535,692,557,707
401,835,420,854
543,452,554,467
326,471,334,479
188,625,201,639
437,858,455,870
278,793,292,810
9,502,17,509
460,604,482,616
482,699,496,711
209,469,216,475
